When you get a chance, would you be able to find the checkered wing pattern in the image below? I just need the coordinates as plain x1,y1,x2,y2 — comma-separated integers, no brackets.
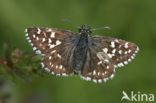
25,28,75,76
41,40,76,76
25,28,74,54
25,27,139,83
81,36,139,83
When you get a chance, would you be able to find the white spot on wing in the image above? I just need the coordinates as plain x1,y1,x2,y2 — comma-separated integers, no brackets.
128,49,131,53
51,72,55,75
104,78,108,82
136,47,139,51
131,56,134,59
56,74,60,76
33,47,37,50
103,48,108,53
125,51,128,54
118,50,122,54
118,63,124,67
128,58,131,62
104,59,109,63
86,77,91,81
28,40,31,43
62,73,67,76
57,54,61,58
59,65,63,69
36,37,39,40
93,79,97,83
47,29,52,32
45,67,50,72
37,28,41,34
110,74,114,79
107,54,112,58
50,32,55,38
56,40,61,45
111,42,115,48
112,49,116,54
125,43,129,48
51,50,56,54
25,29,28,33
42,38,46,42
119,45,122,48
25,33,28,36
56,65,58,69
41,62,44,68
93,70,96,75
115,39,119,43
98,79,102,83
50,44,55,48
49,56,52,60
36,50,41,54
27,37,30,40
97,72,100,76
124,61,128,64
33,34,36,38
48,39,52,43
97,61,102,65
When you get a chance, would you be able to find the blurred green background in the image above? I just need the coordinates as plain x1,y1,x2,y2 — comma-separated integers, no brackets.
0,0,156,103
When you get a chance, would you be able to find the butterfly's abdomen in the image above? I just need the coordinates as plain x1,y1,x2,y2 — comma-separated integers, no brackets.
73,34,88,74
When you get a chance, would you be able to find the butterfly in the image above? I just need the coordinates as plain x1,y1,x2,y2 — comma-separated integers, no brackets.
25,24,139,83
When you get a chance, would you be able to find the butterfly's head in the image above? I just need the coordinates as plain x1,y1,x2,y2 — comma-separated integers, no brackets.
79,24,92,35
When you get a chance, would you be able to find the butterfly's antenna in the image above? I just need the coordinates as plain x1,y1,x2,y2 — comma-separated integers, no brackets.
91,26,111,31
62,18,79,28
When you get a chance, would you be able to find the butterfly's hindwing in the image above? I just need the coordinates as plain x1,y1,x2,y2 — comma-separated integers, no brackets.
81,38,115,83
42,43,75,76
81,49,115,83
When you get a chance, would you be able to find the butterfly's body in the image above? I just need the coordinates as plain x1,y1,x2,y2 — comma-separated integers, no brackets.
74,33,89,74
25,24,139,83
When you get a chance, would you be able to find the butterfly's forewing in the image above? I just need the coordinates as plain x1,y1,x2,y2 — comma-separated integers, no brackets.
26,28,76,76
81,36,139,83
25,28,74,54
